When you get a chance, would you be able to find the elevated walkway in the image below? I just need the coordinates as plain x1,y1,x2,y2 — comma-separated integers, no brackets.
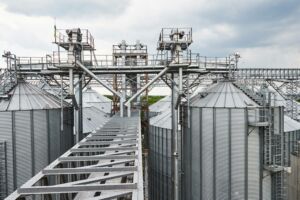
6,113,144,200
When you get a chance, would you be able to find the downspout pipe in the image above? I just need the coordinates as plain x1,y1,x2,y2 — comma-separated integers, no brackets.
76,61,125,117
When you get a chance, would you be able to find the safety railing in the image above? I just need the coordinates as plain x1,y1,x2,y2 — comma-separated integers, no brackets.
113,44,148,55
158,28,193,44
54,28,95,50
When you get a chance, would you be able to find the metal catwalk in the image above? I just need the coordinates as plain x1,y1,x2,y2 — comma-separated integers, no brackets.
6,113,144,200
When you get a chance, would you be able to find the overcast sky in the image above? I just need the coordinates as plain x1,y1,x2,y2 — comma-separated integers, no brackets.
0,0,299,68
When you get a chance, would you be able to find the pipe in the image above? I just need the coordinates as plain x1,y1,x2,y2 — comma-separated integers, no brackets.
124,66,168,109
127,103,131,117
69,68,73,95
76,61,125,117
76,61,121,98
78,73,83,141
120,97,124,118
179,67,183,94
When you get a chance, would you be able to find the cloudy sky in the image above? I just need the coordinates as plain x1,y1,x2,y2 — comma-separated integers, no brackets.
0,0,300,68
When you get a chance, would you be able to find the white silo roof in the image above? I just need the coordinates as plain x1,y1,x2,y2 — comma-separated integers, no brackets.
190,81,259,108
150,109,172,129
82,86,112,113
0,81,70,111
284,115,300,133
149,95,171,113
83,106,110,134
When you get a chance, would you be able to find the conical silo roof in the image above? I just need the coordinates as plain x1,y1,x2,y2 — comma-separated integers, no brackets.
284,115,300,132
150,109,172,129
149,95,171,113
0,81,70,111
83,106,110,134
190,81,259,108
82,86,112,113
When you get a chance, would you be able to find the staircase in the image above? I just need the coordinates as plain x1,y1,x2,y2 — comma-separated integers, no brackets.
234,82,285,200
0,69,17,96
233,82,265,106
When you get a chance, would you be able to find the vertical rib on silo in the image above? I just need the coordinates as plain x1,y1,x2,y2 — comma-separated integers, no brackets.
15,111,32,188
0,112,12,194
33,110,48,174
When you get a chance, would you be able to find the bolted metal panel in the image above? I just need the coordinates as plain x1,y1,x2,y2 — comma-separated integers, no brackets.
201,108,214,200
215,108,229,200
0,112,13,194
283,116,300,166
263,170,272,200
148,124,172,200
61,107,74,154
33,110,48,174
15,111,32,188
191,108,201,200
48,109,61,162
183,106,263,200
0,141,7,199
247,122,260,199
231,109,246,200
0,81,70,111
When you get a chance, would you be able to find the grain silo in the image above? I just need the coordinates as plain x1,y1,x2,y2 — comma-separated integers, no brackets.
284,116,300,166
82,86,112,114
82,106,110,135
182,81,284,200
149,95,171,117
149,107,172,200
0,81,74,198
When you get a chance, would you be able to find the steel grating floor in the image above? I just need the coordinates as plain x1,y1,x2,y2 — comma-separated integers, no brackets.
6,113,144,200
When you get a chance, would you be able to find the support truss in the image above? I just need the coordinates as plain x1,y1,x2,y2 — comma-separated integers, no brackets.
6,114,143,200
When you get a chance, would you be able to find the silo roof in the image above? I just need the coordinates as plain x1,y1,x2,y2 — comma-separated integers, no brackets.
284,115,300,132
83,106,110,134
0,81,70,111
82,87,112,113
190,81,259,108
82,87,112,105
150,109,172,129
149,95,171,113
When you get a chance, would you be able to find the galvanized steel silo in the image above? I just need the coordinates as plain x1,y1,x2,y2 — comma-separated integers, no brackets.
149,95,171,117
182,81,282,200
284,116,300,166
149,99,172,200
0,81,74,198
82,106,110,135
82,86,112,114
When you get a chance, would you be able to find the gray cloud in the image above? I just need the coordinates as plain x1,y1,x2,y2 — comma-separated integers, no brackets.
0,0,130,17
0,0,300,67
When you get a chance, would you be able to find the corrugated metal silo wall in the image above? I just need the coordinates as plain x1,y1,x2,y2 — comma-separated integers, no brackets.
0,112,13,195
149,125,172,200
0,108,74,199
284,130,300,166
48,108,74,162
15,111,32,188
33,110,48,174
62,107,74,153
287,154,300,200
182,106,261,200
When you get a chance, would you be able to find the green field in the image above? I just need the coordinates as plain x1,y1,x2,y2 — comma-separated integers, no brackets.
104,95,165,105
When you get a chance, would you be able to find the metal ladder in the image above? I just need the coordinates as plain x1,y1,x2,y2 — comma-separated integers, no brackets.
235,83,285,200
0,68,18,96
262,92,285,200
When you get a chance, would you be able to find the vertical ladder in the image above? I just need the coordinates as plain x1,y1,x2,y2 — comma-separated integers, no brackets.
286,82,298,120
262,93,284,200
